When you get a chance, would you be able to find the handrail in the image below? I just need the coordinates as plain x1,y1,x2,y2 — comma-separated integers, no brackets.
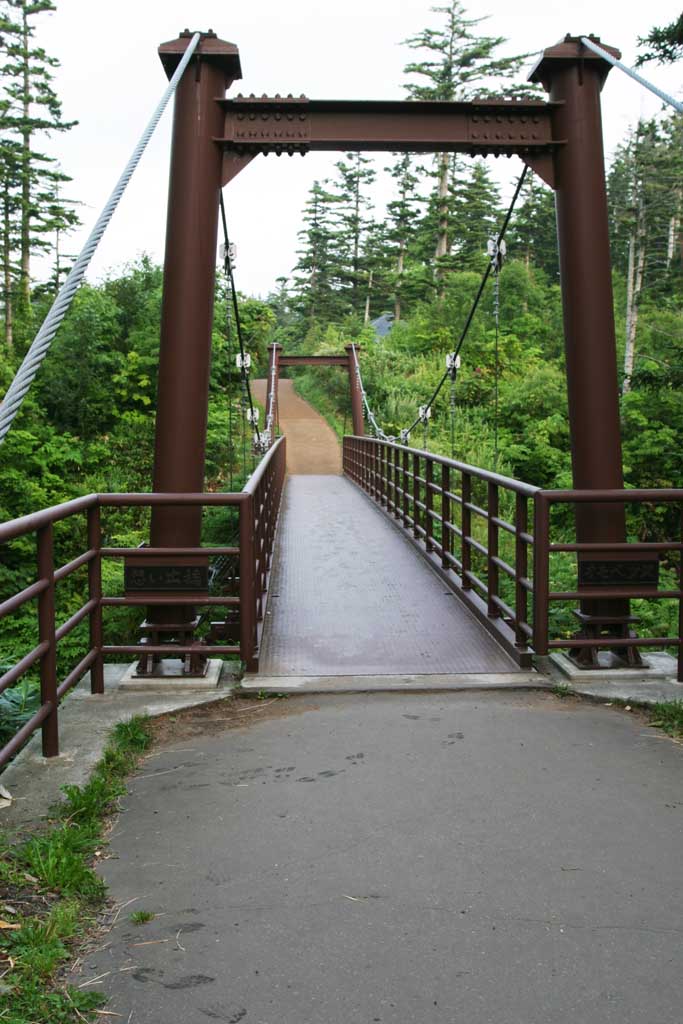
348,436,540,498
243,436,286,495
0,439,287,771
344,435,683,680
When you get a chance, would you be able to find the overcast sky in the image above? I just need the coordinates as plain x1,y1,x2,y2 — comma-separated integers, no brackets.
33,0,683,296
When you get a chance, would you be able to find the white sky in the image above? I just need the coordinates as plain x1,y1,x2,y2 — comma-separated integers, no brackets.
33,0,683,296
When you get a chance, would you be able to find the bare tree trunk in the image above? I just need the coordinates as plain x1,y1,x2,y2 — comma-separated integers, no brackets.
623,201,646,394
434,153,449,263
667,187,681,267
394,239,405,321
20,9,31,311
364,270,373,324
3,189,13,352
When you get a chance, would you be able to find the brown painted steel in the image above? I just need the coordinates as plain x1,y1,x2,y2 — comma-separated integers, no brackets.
346,345,365,436
266,343,282,434
531,38,627,626
37,525,58,758
0,442,286,767
87,506,104,694
278,355,349,366
220,96,557,157
150,33,241,628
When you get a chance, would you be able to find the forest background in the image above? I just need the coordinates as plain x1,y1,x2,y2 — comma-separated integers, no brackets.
0,1,682,736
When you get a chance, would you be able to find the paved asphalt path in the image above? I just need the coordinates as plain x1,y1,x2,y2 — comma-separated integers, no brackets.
83,692,683,1023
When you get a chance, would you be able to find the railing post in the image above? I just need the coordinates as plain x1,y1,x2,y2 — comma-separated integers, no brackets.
679,503,683,683
239,494,257,672
441,464,451,569
462,471,472,589
393,446,401,518
515,494,529,648
380,443,388,507
412,452,420,539
425,458,434,552
532,493,550,656
37,524,58,758
487,482,500,617
402,447,410,528
389,440,395,512
87,504,104,694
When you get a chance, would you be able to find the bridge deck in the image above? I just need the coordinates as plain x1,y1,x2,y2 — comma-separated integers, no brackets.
258,475,523,677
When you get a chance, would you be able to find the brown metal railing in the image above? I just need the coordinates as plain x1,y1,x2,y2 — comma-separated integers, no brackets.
343,436,538,666
533,488,683,680
0,437,285,768
344,437,683,679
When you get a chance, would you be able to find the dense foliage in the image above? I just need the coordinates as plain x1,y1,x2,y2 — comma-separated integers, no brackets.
0,1,681,747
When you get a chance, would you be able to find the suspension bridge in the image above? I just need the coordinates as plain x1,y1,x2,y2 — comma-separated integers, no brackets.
0,28,682,769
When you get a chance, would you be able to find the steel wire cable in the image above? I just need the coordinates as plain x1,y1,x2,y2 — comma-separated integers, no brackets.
349,166,528,447
218,192,261,447
580,36,683,115
0,32,202,445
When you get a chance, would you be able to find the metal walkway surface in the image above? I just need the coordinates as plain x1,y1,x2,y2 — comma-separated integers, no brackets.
258,475,524,677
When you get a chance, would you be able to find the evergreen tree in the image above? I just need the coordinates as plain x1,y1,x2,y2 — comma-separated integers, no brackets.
507,172,558,280
0,0,77,323
385,153,427,318
636,13,683,65
292,180,346,322
451,161,500,268
402,1,531,281
332,152,376,313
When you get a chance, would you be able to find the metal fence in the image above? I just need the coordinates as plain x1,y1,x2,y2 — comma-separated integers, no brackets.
344,436,683,679
0,437,285,769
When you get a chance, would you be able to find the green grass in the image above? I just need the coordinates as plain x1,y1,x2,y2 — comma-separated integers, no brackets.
551,682,572,699
130,909,155,925
0,715,153,1022
649,701,683,738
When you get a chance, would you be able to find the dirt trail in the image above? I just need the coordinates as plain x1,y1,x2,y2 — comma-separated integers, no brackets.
252,378,342,474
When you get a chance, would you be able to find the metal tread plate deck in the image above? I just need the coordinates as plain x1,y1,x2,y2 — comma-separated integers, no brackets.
258,475,524,677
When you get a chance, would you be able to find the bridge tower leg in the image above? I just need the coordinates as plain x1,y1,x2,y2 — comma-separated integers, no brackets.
346,344,365,437
146,31,242,656
531,37,639,664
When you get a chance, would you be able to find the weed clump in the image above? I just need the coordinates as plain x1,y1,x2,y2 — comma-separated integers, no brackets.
0,715,152,1021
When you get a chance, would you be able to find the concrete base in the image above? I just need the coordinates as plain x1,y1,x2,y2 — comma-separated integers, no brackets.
241,671,547,694
1,663,236,837
539,651,683,705
551,650,677,682
119,658,224,692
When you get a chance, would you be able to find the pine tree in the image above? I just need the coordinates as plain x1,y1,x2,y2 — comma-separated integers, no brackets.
0,0,77,321
402,1,532,282
607,117,683,391
292,180,346,322
385,153,426,319
507,172,558,280
332,152,376,313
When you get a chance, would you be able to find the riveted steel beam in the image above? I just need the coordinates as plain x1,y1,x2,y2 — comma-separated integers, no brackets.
218,96,561,164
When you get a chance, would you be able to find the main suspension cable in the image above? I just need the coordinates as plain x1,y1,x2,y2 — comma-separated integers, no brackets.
0,31,202,446
580,35,683,114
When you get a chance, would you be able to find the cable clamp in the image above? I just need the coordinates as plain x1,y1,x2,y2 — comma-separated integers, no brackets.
236,353,252,371
446,353,461,375
247,407,260,425
487,237,506,272
418,405,432,423
400,429,411,444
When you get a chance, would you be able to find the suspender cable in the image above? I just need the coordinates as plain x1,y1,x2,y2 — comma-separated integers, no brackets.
0,31,202,445
580,36,683,114
401,165,528,439
218,192,261,447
